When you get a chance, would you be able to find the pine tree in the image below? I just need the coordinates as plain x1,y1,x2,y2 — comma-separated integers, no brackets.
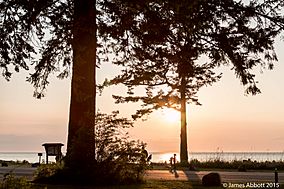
104,0,284,164
0,0,97,173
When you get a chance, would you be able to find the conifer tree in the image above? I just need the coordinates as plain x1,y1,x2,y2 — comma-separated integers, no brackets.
0,0,97,172
104,0,284,164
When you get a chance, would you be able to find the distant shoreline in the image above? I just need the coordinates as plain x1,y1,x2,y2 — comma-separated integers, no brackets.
1,151,284,154
1,151,284,164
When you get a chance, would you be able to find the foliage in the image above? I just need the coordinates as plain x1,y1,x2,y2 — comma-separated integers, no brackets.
0,173,31,189
0,0,167,178
0,0,73,98
100,0,284,164
0,0,156,177
94,111,150,184
0,0,97,173
190,159,284,171
3,0,283,180
34,112,149,185
102,0,284,118
95,111,133,162
33,163,64,181
0,0,144,97
0,160,30,166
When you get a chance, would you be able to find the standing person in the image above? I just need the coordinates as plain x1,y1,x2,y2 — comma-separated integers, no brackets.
173,154,177,170
169,157,173,172
141,146,148,164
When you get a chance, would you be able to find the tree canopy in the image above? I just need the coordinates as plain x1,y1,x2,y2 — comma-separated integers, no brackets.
0,0,73,98
1,0,284,171
1,0,99,173
107,0,284,103
101,0,284,163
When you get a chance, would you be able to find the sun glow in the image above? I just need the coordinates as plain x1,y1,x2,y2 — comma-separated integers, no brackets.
160,108,180,123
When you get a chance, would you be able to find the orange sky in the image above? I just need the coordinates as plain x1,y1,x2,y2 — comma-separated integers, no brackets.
0,39,284,153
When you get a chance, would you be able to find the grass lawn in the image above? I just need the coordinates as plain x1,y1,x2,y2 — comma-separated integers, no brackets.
151,163,283,172
35,180,284,189
34,180,222,189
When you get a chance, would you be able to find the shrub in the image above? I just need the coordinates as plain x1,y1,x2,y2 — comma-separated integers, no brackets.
34,111,149,185
93,111,149,184
34,163,64,181
0,173,31,189
190,159,284,171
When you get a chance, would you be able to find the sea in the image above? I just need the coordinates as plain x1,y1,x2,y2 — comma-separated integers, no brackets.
1,152,284,164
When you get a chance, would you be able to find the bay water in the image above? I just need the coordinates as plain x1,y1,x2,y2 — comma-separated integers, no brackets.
1,152,284,164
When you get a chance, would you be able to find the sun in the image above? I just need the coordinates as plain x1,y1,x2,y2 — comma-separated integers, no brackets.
161,108,180,123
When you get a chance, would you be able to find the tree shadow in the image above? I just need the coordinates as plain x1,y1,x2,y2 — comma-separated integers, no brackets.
169,168,180,178
182,169,203,188
169,166,202,184
168,168,205,188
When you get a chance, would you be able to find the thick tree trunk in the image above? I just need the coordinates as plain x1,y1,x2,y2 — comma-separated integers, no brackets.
66,0,97,172
180,74,188,165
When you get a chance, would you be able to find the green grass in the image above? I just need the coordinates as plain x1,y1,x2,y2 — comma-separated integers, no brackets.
34,180,284,189
151,159,284,172
2,177,284,189
32,180,223,189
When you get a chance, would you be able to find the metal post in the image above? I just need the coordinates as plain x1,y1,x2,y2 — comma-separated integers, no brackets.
275,168,278,184
38,153,42,164
173,154,176,170
46,153,48,164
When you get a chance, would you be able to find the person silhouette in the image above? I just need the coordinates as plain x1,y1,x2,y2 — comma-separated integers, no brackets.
147,154,152,162
141,146,148,164
173,154,177,170
169,156,173,173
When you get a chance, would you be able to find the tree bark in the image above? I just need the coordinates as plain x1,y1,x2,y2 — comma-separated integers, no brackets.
180,74,189,165
66,0,97,172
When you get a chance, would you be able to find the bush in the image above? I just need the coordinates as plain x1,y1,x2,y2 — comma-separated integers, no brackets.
190,158,284,171
34,163,64,181
0,173,31,189
1,162,8,167
34,111,149,185
93,111,149,184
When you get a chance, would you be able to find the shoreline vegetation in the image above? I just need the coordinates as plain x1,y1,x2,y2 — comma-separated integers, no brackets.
0,177,221,189
2,158,284,171
1,159,283,188
0,160,30,167
152,159,284,172
1,151,284,164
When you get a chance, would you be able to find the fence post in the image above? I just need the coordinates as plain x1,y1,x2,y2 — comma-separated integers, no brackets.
275,168,278,184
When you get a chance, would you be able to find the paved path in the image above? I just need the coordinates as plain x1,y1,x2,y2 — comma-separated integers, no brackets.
0,166,37,180
145,170,284,183
0,166,283,184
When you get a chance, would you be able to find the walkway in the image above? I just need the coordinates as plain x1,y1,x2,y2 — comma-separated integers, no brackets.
145,170,283,183
0,166,283,184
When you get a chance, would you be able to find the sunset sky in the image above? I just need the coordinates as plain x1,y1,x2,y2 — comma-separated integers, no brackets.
1,36,284,154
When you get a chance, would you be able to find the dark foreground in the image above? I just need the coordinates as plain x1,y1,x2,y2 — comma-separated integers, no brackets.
1,166,284,188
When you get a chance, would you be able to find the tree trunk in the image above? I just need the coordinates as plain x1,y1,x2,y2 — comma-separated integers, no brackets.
180,74,189,165
65,0,97,172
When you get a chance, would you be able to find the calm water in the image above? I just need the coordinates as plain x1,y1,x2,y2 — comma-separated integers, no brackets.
0,152,56,163
151,152,284,163
1,152,284,163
